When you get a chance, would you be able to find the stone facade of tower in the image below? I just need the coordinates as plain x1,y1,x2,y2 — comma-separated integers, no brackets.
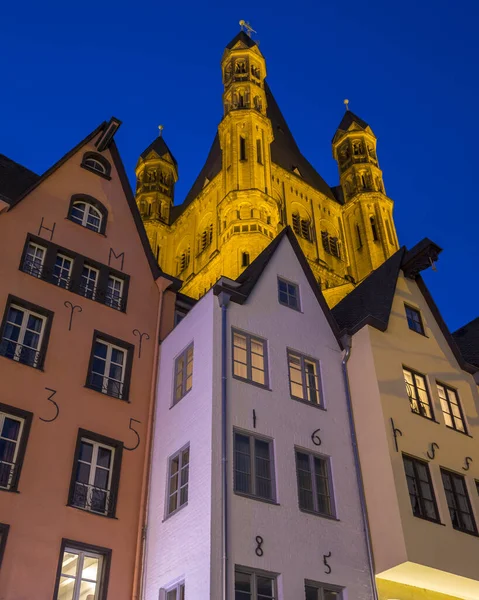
135,29,400,306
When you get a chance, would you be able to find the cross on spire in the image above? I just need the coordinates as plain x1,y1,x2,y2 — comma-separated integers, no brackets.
239,19,257,38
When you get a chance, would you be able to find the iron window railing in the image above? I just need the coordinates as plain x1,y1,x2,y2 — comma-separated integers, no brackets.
0,339,42,368
0,460,21,491
71,481,114,516
87,372,124,400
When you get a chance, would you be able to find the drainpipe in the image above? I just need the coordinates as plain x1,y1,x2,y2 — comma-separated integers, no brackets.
340,334,379,600
218,290,231,600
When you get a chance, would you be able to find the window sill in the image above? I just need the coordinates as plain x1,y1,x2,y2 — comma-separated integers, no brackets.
65,217,107,237
67,504,118,520
278,301,302,313
451,527,479,537
170,390,192,409
80,163,112,181
291,396,326,411
412,514,444,526
410,410,440,424
299,508,339,522
162,502,188,522
84,385,130,403
0,487,20,494
232,375,271,391
234,491,279,506
0,353,45,372
445,425,472,438
407,327,428,338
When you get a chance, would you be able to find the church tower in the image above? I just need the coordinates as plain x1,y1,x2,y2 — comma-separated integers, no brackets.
332,108,399,282
135,133,178,261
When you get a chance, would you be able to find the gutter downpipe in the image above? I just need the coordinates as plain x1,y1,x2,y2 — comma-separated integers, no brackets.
218,290,231,600
340,333,379,600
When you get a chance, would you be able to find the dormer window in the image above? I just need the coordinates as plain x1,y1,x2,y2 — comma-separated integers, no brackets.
68,195,108,234
81,152,111,178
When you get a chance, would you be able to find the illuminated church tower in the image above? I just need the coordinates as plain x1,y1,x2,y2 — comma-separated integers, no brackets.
135,26,399,305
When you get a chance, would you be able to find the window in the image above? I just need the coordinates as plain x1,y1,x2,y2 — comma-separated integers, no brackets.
370,216,379,241
305,581,343,599
162,583,185,600
87,332,133,401
234,431,275,501
68,430,122,518
199,224,213,253
0,403,33,492
53,253,73,289
321,231,340,259
23,241,45,277
235,567,277,600
232,329,268,387
256,139,263,164
295,450,334,516
241,252,250,268
0,298,52,369
80,265,99,300
240,136,247,161
301,219,312,242
288,351,321,405
70,201,103,233
278,278,300,310
441,469,477,534
81,152,111,177
405,304,425,335
356,224,362,248
167,445,190,516
178,248,191,273
53,539,111,600
437,383,467,433
174,344,194,404
402,455,440,522
105,275,124,311
0,523,9,568
402,367,434,420
292,213,300,235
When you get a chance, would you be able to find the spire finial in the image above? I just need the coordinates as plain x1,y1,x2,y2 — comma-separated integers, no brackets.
344,99,350,111
239,19,257,38
158,125,164,137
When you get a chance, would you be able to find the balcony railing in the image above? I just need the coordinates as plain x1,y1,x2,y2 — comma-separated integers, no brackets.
71,481,113,516
0,339,42,368
0,459,20,491
88,372,124,400
22,258,126,311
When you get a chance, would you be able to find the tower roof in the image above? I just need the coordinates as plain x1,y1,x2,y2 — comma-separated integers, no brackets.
140,135,177,167
336,110,370,133
225,30,258,50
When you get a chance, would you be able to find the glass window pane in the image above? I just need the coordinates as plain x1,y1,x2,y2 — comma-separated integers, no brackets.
82,556,100,581
235,571,251,592
79,579,97,599
58,576,75,600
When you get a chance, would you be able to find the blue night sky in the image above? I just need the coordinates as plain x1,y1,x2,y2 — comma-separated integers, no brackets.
2,0,478,331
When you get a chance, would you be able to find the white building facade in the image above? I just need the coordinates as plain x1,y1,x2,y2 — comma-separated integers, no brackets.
143,229,376,599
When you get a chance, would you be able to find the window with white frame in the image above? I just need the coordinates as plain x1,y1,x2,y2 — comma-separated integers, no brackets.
70,201,103,233
437,382,467,433
70,437,116,516
167,445,189,516
277,278,300,310
305,581,343,599
295,450,334,517
80,265,99,300
234,567,277,600
232,329,268,387
52,253,73,289
105,275,124,310
23,241,46,277
161,582,185,600
0,408,29,491
173,344,193,404
402,367,434,420
55,542,110,600
82,153,110,177
88,337,129,399
288,350,321,405
0,302,47,368
234,431,275,501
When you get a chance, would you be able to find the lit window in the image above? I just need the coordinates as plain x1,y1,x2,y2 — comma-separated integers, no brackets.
441,469,477,534
305,582,343,599
437,383,467,433
167,445,190,516
288,351,321,405
69,433,121,517
278,278,300,310
295,450,334,516
234,431,275,501
81,152,111,177
54,542,111,600
105,275,124,311
173,344,194,404
88,335,132,400
232,329,268,387
402,367,434,420
70,201,103,233
0,302,48,368
402,455,439,522
405,304,425,335
23,242,46,278
80,265,99,300
0,404,32,492
234,567,276,600
52,253,73,289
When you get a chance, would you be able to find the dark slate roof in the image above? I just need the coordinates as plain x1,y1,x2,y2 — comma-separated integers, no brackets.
452,317,479,368
336,110,369,132
332,247,406,334
0,154,39,203
226,30,257,49
214,226,343,347
140,136,177,167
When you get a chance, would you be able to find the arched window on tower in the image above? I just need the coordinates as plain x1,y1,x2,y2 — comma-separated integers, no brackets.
178,247,191,273
292,213,300,235
361,174,368,189
199,223,213,254
256,139,263,164
300,218,312,242
356,224,362,248
241,252,250,268
370,216,379,241
240,136,247,161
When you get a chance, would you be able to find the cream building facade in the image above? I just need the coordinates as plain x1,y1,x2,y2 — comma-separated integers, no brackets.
135,30,399,306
